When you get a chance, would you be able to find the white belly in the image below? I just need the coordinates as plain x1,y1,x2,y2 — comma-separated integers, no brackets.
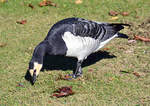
62,32,100,60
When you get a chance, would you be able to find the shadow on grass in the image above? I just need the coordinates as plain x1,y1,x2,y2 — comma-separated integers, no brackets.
42,51,116,72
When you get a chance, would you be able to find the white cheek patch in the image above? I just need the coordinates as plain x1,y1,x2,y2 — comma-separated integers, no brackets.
29,62,43,76
29,69,34,76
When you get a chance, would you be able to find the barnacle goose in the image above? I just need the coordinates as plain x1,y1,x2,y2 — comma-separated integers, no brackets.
25,17,130,85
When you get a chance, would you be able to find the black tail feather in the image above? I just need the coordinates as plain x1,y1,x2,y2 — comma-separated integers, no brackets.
110,23,131,26
117,33,129,39
109,23,131,32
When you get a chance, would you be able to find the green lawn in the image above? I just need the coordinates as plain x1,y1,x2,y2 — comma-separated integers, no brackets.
0,0,150,105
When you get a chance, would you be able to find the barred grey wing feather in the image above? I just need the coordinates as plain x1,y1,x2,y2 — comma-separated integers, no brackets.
72,18,130,42
72,20,105,39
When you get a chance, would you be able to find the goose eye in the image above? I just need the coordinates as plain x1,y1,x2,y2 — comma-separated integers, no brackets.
33,69,36,75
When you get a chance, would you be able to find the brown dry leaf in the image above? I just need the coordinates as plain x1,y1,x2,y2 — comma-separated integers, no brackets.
88,69,94,72
134,35,150,42
133,72,140,78
48,100,51,103
103,48,110,51
120,12,129,16
16,20,27,24
28,3,34,9
39,0,56,7
109,16,119,21
52,86,74,98
0,43,7,48
108,11,119,16
75,0,83,4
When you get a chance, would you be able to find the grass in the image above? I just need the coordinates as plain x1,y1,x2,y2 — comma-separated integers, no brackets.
0,0,150,105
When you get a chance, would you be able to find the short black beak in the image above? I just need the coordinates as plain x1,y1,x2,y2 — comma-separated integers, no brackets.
25,70,37,85
32,70,37,85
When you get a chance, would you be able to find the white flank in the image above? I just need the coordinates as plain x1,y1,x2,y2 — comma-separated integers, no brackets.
62,32,100,60
62,32,118,60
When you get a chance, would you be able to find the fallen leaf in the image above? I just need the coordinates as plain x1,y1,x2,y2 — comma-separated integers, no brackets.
133,72,140,78
52,86,74,98
39,0,56,7
16,83,24,87
48,100,51,103
120,12,129,16
109,16,119,21
28,3,34,9
75,0,82,4
134,35,150,42
16,20,27,24
0,43,7,48
88,69,94,72
103,48,110,50
108,11,119,16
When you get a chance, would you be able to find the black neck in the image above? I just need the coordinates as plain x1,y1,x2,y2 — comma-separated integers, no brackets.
31,41,49,64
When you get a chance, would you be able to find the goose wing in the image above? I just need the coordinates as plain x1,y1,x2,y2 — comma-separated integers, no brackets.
72,18,130,41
